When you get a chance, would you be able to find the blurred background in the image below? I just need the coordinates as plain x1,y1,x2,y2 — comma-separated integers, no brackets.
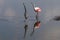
0,0,60,40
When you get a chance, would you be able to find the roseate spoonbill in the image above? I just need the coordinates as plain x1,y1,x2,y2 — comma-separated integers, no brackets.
30,21,41,36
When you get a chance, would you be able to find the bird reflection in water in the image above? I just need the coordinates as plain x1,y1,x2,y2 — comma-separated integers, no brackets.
30,21,41,36
30,2,41,36
23,2,28,38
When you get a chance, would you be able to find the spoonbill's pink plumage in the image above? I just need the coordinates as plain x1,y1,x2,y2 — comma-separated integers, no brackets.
34,7,41,12
34,21,41,29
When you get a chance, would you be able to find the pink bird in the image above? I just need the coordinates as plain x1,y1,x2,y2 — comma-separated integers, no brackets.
31,2,42,13
34,21,41,29
34,7,41,13
30,21,41,36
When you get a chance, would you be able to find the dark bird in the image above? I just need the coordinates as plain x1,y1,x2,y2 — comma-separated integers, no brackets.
23,2,28,38
53,16,60,21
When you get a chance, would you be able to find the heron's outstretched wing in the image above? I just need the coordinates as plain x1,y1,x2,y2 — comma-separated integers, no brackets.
23,3,27,19
23,24,28,38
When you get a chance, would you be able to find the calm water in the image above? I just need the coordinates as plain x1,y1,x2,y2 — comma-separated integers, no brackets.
0,0,60,40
